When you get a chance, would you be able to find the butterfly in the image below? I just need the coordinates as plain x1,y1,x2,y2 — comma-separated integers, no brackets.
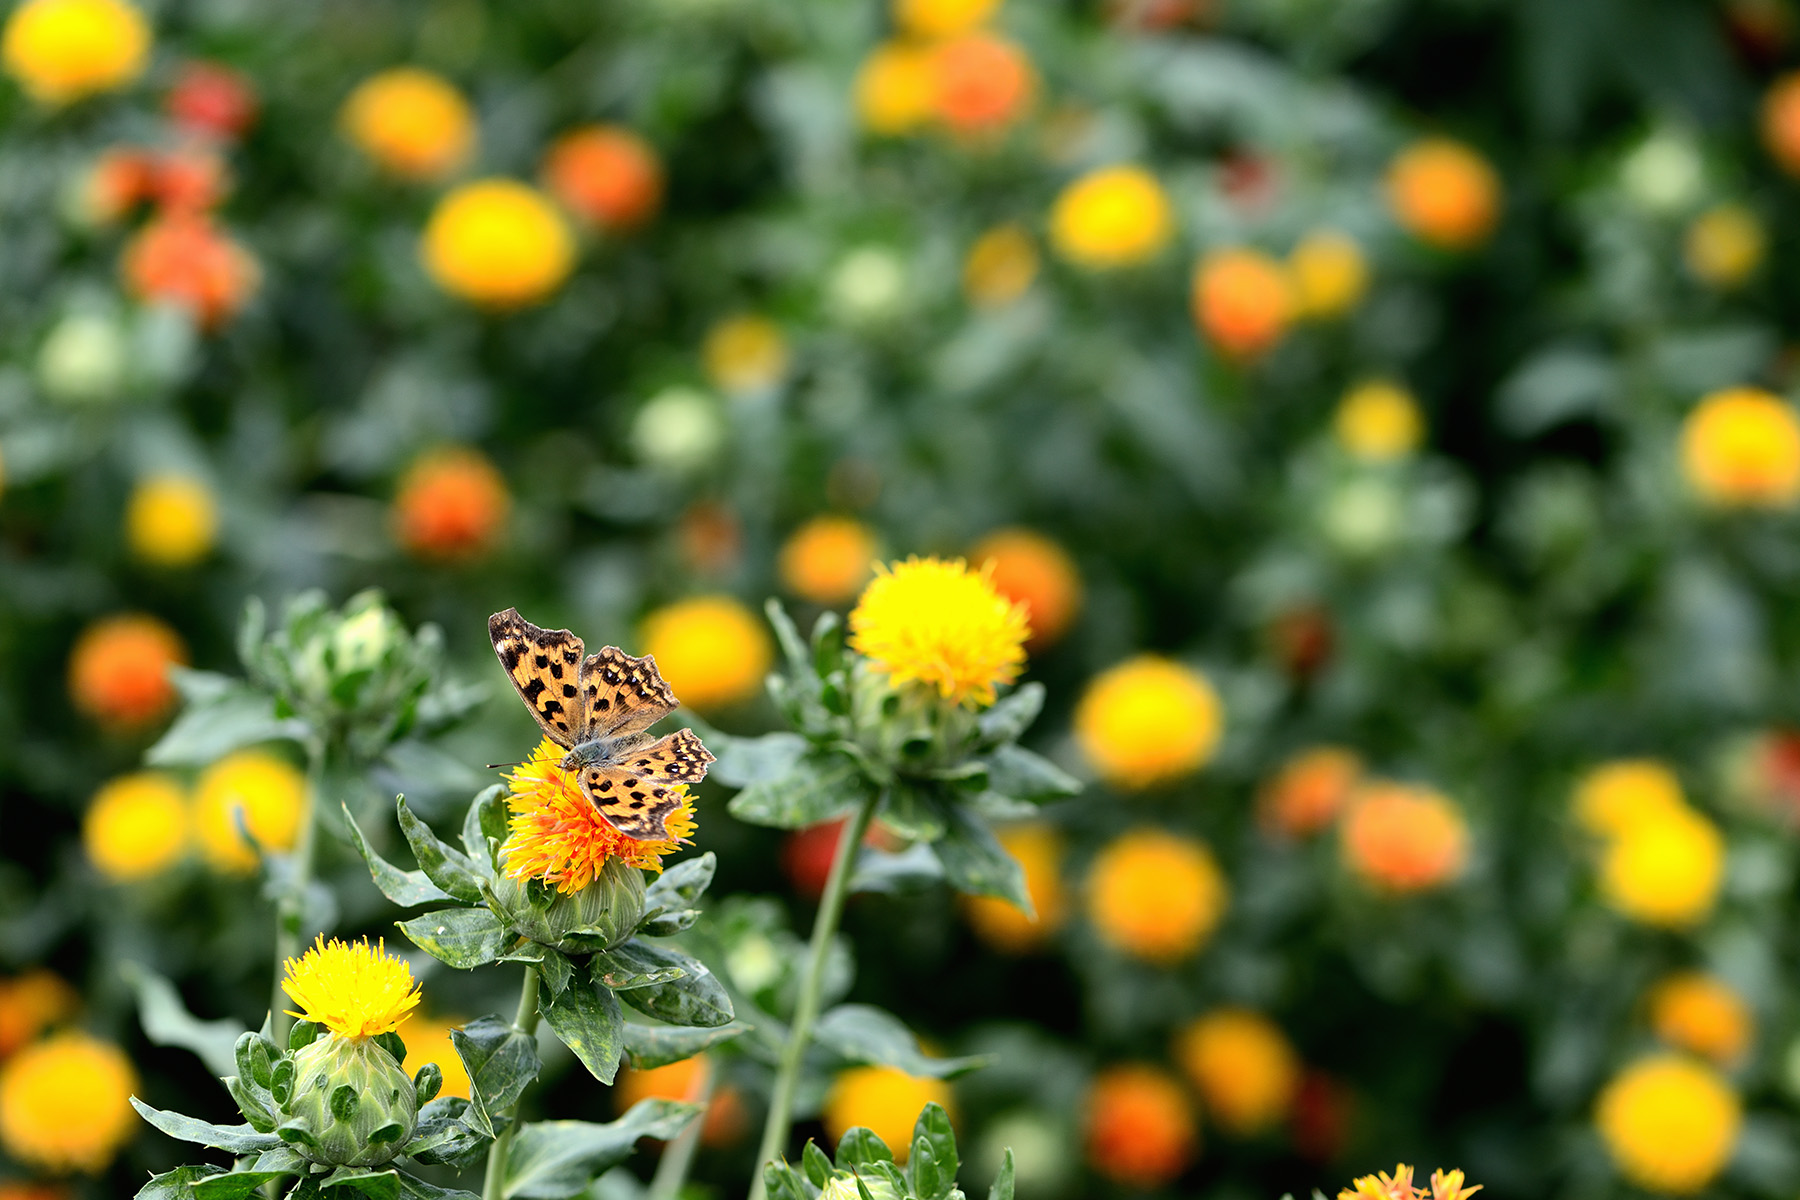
488,607,714,840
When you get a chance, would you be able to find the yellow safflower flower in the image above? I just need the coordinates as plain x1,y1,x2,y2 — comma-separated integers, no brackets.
0,1032,137,1172
778,516,878,606
1288,230,1368,319
1175,1008,1299,1136
421,179,575,309
82,773,188,881
1335,380,1423,462
193,750,308,873
823,1066,952,1163
1684,204,1764,290
1087,829,1226,963
1386,137,1500,250
1074,656,1221,790
1680,387,1800,508
2,0,148,105
1649,973,1752,1066
341,68,475,180
854,42,936,136
963,224,1039,308
703,314,789,396
894,0,999,38
283,936,421,1039
400,1014,471,1100
126,474,218,567
1599,806,1724,928
1048,166,1174,269
1573,760,1686,839
1596,1055,1739,1193
502,738,695,889
962,823,1067,952
849,557,1029,708
640,595,773,711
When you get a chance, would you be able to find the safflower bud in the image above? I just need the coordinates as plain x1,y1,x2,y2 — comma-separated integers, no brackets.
489,855,647,952
277,1031,418,1167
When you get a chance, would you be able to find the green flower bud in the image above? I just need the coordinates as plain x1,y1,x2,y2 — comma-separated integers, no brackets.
278,1032,418,1167
490,856,646,952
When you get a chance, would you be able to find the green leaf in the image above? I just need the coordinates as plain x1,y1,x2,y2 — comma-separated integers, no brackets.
765,598,809,673
248,1147,310,1175
801,1140,834,1187
130,1098,283,1153
982,745,1079,803
452,1015,542,1139
502,1102,700,1199
834,1126,894,1169
908,1139,944,1200
881,782,948,842
461,786,509,865
396,798,485,904
976,684,1044,746
343,804,453,907
621,1021,748,1070
762,1164,808,1200
988,1148,1015,1200
609,943,735,1028
644,852,716,909
404,1097,489,1167
705,729,808,789
912,1104,958,1198
137,1165,229,1200
398,909,509,969
145,669,310,767
812,1006,989,1079
322,1167,402,1200
930,809,1029,910
728,757,863,830
540,973,625,1084
534,948,573,998
395,1175,481,1200
849,844,944,895
123,962,245,1077
193,1171,292,1200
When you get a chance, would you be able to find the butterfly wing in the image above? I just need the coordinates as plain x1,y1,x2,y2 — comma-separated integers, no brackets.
582,646,679,739
489,608,590,749
579,729,716,840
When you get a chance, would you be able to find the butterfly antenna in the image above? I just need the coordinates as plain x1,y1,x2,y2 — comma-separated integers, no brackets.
485,761,522,770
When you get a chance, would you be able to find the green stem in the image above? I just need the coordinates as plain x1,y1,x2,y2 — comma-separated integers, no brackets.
270,737,326,1045
482,968,543,1200
748,789,882,1200
647,1067,714,1200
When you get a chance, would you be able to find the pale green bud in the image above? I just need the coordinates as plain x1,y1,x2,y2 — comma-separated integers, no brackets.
490,856,646,951
38,312,127,404
277,1033,418,1167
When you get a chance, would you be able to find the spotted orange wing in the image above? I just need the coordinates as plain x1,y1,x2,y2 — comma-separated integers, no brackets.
489,608,590,749
582,646,678,740
580,729,716,839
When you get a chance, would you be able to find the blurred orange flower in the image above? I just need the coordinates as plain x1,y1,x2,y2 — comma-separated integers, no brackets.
969,528,1081,650
1595,1055,1740,1193
1084,1065,1196,1187
1648,974,1752,1066
1341,781,1468,892
0,1032,138,1172
962,823,1067,952
341,67,474,180
1762,71,1800,176
120,215,258,328
1191,247,1293,361
894,0,999,38
166,60,257,141
544,125,663,232
393,447,511,562
1087,829,1227,962
0,973,77,1060
932,32,1034,136
67,614,185,727
1259,746,1361,838
1288,229,1369,319
641,596,773,711
615,1054,747,1146
1386,138,1500,250
1175,1008,1299,1135
963,224,1039,307
779,516,878,606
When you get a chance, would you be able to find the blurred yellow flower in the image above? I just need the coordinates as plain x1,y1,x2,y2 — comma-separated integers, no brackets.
1258,746,1361,838
962,823,1066,952
1341,782,1469,893
421,179,575,309
823,1066,952,1163
1573,760,1686,839
1083,1064,1196,1187
1684,204,1764,290
1087,829,1226,963
400,1014,471,1099
1649,973,1752,1066
502,738,695,887
2,0,148,105
1386,138,1500,250
126,474,218,567
641,595,773,711
703,314,790,396
1191,247,1294,362
1599,806,1723,928
283,935,421,1039
1335,380,1423,462
0,972,77,1059
341,67,475,180
1175,1008,1299,1136
67,613,185,728
849,557,1029,708
83,773,188,882
969,527,1081,651
193,749,307,873
855,42,936,136
963,224,1039,308
1680,386,1800,508
0,1032,137,1172
1074,656,1221,790
1595,1055,1739,1193
1288,230,1369,319
1048,166,1174,269
778,516,878,606
894,0,999,38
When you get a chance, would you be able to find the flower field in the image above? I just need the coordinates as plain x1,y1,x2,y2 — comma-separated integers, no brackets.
4,1,1800,1199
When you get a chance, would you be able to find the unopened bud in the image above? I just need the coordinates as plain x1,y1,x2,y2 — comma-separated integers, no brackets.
278,1032,418,1167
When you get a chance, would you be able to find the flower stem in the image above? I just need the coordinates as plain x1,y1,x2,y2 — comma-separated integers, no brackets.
647,1066,714,1200
482,967,543,1200
270,737,325,1045
747,789,881,1200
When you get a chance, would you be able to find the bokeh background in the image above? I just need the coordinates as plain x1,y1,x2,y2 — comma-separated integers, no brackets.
7,0,1800,1198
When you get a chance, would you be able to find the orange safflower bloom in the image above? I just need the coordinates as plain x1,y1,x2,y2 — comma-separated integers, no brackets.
120,215,257,328
392,447,511,562
67,614,186,727
969,528,1081,650
1763,72,1800,176
1259,747,1361,837
1191,247,1293,361
544,125,663,232
166,60,257,141
1341,781,1469,892
779,516,878,606
932,33,1033,136
0,973,78,1059
1386,138,1500,250
1084,1065,1197,1187
614,1055,747,1146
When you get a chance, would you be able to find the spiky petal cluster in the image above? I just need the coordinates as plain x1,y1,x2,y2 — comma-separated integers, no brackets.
848,556,1030,708
282,936,421,1039
1340,1166,1482,1200
501,738,695,891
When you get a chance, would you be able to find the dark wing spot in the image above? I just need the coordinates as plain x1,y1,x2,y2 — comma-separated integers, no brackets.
562,684,577,697
550,661,564,679
629,800,644,809
534,654,549,669
597,779,613,792
498,643,522,669
522,678,547,702
541,699,564,717
564,649,579,665
595,697,610,711
630,791,645,801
